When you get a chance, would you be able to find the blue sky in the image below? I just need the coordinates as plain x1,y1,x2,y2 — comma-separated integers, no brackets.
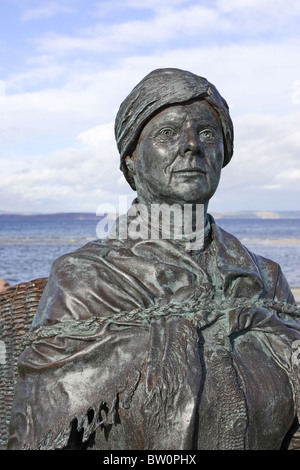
0,0,300,213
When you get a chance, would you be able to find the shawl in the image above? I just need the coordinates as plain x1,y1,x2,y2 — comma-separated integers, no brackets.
7,216,300,450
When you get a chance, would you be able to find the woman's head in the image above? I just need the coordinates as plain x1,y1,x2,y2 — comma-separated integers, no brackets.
115,68,234,190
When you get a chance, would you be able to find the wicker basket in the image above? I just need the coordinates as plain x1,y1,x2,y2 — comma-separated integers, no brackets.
0,278,48,449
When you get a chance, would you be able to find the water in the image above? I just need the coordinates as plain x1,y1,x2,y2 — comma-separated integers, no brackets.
0,214,299,287
0,215,99,286
216,218,300,287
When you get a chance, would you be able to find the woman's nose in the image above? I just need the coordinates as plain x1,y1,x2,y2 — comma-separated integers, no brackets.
179,127,204,157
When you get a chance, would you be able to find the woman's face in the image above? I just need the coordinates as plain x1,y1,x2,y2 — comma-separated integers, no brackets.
126,100,224,207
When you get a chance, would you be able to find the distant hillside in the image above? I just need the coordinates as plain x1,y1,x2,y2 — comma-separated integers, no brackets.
1,210,300,220
211,210,300,220
0,211,100,220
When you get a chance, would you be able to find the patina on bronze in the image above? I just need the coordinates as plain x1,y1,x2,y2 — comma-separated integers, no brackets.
8,68,300,450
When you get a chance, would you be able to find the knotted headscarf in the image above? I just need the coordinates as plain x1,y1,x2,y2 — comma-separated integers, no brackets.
115,68,234,189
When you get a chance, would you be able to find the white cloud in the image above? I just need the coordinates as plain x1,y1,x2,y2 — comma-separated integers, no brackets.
217,0,300,32
1,74,121,147
119,0,190,8
276,169,300,185
21,1,77,21
28,0,300,59
213,110,300,211
218,0,300,15
7,65,65,92
0,119,133,213
3,38,299,149
1,0,300,213
106,5,223,44
31,6,224,57
0,80,5,105
78,123,115,148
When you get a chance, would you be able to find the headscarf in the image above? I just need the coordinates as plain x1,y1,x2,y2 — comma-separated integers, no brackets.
115,68,234,189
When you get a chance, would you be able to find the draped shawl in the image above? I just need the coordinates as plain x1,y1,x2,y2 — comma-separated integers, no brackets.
7,216,300,450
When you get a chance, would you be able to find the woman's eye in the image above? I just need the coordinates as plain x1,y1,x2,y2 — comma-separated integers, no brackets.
199,129,214,141
158,128,176,137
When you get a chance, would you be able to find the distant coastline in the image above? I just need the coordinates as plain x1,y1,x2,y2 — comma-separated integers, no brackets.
212,210,300,220
1,210,300,220
0,211,100,220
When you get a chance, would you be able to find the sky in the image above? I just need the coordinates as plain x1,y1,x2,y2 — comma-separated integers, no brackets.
0,0,300,214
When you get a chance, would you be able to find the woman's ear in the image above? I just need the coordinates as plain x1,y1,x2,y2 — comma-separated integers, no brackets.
124,155,137,190
124,155,136,175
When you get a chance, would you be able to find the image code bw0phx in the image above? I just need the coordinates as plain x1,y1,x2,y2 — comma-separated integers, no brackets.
147,455,197,464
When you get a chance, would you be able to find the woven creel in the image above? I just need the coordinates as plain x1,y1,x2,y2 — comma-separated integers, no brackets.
0,277,48,450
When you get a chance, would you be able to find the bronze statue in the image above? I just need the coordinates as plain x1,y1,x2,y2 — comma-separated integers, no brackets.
8,68,300,450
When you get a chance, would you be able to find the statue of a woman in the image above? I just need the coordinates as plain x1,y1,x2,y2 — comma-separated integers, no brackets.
8,68,300,450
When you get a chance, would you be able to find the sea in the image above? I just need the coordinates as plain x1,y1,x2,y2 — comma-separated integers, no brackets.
0,213,299,288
